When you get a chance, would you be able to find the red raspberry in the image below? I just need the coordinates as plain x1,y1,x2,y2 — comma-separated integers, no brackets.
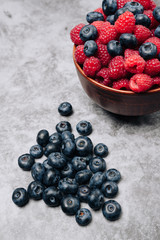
152,77,160,87
94,8,106,21
117,0,131,9
144,59,160,76
115,11,136,34
144,10,159,29
99,22,117,44
144,37,160,54
91,21,104,35
95,68,111,86
133,25,151,44
70,23,85,45
136,0,150,10
124,49,139,59
150,28,155,37
112,79,130,90
83,57,101,77
95,44,111,67
109,56,127,80
124,55,146,74
149,0,157,11
129,74,153,92
74,45,87,65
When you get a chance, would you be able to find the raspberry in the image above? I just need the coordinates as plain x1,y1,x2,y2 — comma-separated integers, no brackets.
99,22,117,44
112,79,130,90
145,37,160,54
124,55,146,74
133,25,151,44
149,0,157,11
83,57,101,77
109,56,127,80
91,21,104,35
95,68,111,86
70,23,85,45
94,8,106,20
115,11,136,34
150,28,155,37
74,45,87,65
95,44,111,67
129,74,153,92
124,49,139,59
144,59,160,76
152,77,160,87
117,0,130,9
144,10,159,29
136,0,150,10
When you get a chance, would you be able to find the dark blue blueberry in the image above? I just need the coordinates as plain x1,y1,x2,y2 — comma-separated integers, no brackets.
135,14,151,28
119,33,137,49
106,15,115,25
72,156,87,172
48,152,66,169
31,162,45,182
101,181,118,198
75,208,92,226
80,25,98,42
75,169,92,185
61,195,80,215
94,143,108,158
18,153,35,171
155,25,160,38
76,120,92,136
89,156,106,173
153,6,160,23
27,181,45,200
124,2,144,15
61,131,74,142
89,171,105,189
158,53,160,60
61,163,76,178
84,40,98,57
58,178,78,194
102,200,121,221
43,186,62,207
43,159,52,170
114,8,128,21
56,121,72,133
75,136,93,156
30,144,43,159
102,0,117,16
44,142,61,157
104,168,121,183
107,40,123,57
88,189,104,211
86,11,104,23
77,185,91,203
49,132,62,147
36,129,49,147
12,188,29,207
61,139,76,158
139,42,157,60
43,169,60,187
58,102,73,116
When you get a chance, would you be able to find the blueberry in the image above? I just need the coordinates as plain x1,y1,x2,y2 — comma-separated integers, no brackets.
153,6,160,23
104,168,121,183
61,139,76,158
107,40,123,57
114,8,128,21
94,143,108,158
43,159,52,170
58,178,78,195
48,152,66,169
135,14,151,28
86,11,104,23
102,200,121,221
101,181,118,198
61,163,75,178
43,186,62,207
18,153,35,171
27,181,45,200
58,102,73,116
106,15,115,25
44,142,60,157
61,195,80,215
124,2,144,15
12,188,29,207
30,144,43,159
139,42,157,60
36,129,49,147
49,132,62,147
61,131,74,142
155,25,160,38
89,156,106,173
43,169,60,187
83,40,98,57
102,0,117,16
80,25,98,42
89,171,105,189
158,53,160,60
75,136,93,156
75,208,92,226
75,169,92,185
76,120,92,136
31,162,45,182
119,33,137,49
72,156,87,171
77,185,91,203
88,189,104,211
56,121,72,133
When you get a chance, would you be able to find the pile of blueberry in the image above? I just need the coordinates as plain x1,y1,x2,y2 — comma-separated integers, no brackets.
12,102,122,226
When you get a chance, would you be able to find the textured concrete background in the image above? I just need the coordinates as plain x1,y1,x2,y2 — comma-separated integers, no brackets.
0,0,160,239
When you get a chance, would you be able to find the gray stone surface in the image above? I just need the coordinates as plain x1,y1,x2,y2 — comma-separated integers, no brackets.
0,0,160,239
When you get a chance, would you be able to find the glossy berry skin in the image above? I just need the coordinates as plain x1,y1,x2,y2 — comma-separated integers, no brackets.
72,156,87,171
75,136,93,156
124,2,144,15
48,152,66,169
43,159,52,170
12,188,29,207
84,40,98,57
31,163,45,182
88,189,104,211
135,14,151,28
89,156,106,173
86,11,104,23
139,42,157,60
44,143,60,157
80,25,98,42
61,195,80,215
102,200,121,221
27,181,45,200
107,15,115,25
155,25,160,38
49,132,62,147
75,169,92,184
101,181,118,198
89,171,105,189
76,120,92,136
58,102,72,116
36,129,49,147
43,169,60,187
61,131,74,142
104,168,121,183
119,33,137,49
77,185,91,203
56,121,72,133
94,143,108,158
18,154,35,171
107,40,123,57
75,208,92,226
153,7,160,23
43,186,62,207
61,163,75,178
61,139,76,158
114,8,127,21
58,178,78,194
102,0,117,16
30,144,43,159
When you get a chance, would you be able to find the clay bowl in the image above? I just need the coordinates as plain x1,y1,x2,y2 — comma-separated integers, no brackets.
73,45,160,116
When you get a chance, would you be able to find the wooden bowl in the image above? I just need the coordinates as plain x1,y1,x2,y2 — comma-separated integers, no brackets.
73,45,160,116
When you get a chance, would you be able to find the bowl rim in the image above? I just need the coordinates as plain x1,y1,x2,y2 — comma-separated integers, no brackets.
73,45,160,95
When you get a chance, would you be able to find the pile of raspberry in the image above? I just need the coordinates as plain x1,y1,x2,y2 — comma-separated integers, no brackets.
70,0,160,93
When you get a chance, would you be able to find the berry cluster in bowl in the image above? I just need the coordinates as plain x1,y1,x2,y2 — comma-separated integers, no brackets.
70,0,160,93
